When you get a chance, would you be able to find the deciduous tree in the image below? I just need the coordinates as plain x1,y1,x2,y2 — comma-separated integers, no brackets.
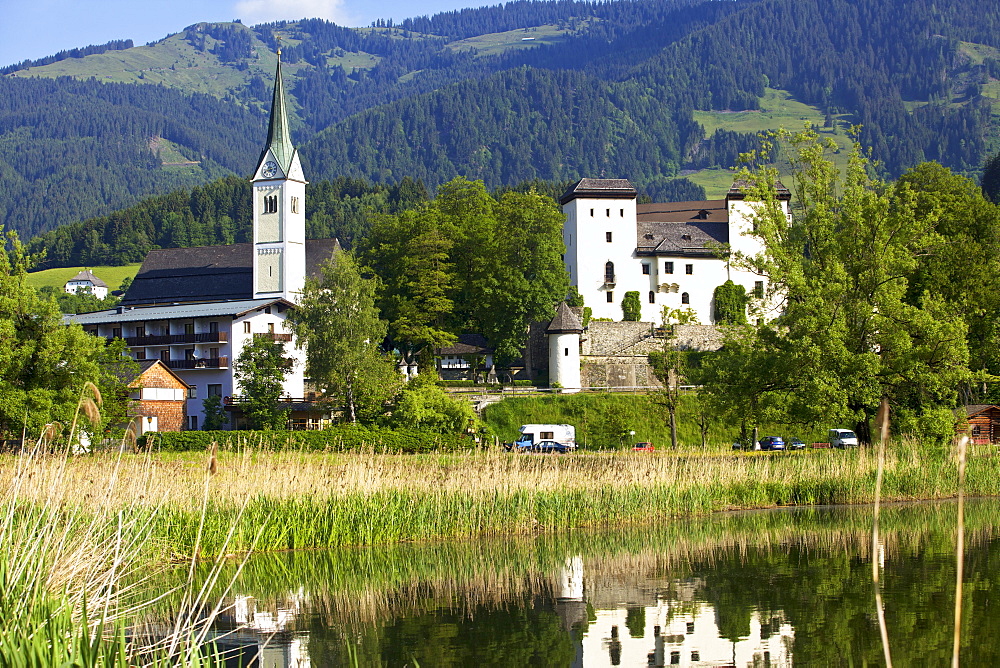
287,251,400,423
233,337,290,430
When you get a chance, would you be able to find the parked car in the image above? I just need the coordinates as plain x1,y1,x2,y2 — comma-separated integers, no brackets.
632,442,655,452
732,439,756,451
787,438,806,450
515,439,569,454
759,436,785,451
829,429,859,448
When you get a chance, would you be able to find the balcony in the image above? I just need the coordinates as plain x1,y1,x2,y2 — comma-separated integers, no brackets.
122,332,228,347
254,332,293,342
165,357,229,370
603,274,617,288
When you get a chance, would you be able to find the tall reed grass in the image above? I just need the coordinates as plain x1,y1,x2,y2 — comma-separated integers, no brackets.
0,439,249,665
5,439,998,557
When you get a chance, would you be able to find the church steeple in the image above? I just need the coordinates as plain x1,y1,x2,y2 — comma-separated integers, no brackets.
259,48,294,174
252,44,307,303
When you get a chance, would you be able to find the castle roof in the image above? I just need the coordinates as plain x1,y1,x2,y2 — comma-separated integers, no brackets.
547,302,584,334
120,238,340,306
727,179,792,200
559,178,637,205
66,269,108,288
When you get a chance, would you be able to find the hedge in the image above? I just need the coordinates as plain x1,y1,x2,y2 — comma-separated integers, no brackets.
138,425,474,453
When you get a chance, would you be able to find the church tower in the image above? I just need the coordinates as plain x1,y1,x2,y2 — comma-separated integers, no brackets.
252,49,307,303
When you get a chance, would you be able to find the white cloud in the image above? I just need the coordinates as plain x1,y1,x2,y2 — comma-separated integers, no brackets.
234,0,352,26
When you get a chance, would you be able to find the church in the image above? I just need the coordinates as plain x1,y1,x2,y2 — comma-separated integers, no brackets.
67,51,335,432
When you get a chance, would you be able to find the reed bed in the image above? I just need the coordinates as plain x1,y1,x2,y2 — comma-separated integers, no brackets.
3,440,997,557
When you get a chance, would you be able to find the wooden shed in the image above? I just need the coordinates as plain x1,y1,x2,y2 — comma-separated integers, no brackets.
963,405,1000,445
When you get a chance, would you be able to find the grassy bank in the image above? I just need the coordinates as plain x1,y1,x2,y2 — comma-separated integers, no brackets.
6,442,999,557
482,392,832,447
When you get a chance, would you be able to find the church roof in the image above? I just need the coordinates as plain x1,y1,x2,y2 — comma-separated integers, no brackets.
559,179,637,205
120,238,341,306
258,51,295,173
547,302,584,333
66,269,108,288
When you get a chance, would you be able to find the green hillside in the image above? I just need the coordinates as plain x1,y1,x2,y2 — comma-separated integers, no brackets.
25,264,141,291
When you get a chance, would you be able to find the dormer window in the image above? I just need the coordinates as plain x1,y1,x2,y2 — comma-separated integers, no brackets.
681,233,691,241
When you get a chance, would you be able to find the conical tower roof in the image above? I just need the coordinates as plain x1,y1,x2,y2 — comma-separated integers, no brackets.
547,302,584,334
258,49,295,172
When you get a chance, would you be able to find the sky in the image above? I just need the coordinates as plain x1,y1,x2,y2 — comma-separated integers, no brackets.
0,0,493,68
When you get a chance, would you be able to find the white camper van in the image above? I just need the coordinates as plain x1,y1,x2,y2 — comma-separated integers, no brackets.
514,424,577,451
829,429,859,448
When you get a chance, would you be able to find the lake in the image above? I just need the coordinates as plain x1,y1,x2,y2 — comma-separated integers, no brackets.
173,498,1000,666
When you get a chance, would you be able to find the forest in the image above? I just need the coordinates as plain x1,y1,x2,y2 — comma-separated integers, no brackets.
4,0,1000,246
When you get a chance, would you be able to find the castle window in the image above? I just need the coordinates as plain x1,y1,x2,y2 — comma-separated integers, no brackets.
620,208,624,217
755,281,764,298
606,208,610,216
665,262,674,274
564,348,569,356
681,292,690,304
685,264,693,274
590,208,594,216
606,231,613,243
606,291,614,303
604,262,615,284
291,196,299,214
648,291,655,303
642,263,650,275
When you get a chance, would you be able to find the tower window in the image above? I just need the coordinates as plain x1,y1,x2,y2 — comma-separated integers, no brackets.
685,264,693,274
291,196,299,214
564,348,569,356
642,263,650,275
590,208,594,217
664,262,674,274
606,231,613,243
620,208,624,217
606,291,614,303
606,208,610,216
648,291,655,304
681,292,690,304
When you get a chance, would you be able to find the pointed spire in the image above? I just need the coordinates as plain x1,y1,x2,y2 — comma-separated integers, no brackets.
261,47,294,173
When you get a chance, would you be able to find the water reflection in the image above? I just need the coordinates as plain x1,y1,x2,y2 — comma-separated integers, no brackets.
167,499,1000,666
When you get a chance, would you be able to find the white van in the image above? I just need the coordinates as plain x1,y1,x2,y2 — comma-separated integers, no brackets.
829,429,859,448
515,424,577,451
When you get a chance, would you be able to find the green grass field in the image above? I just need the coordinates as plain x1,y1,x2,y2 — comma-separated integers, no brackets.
26,264,141,292
447,23,584,57
688,88,855,198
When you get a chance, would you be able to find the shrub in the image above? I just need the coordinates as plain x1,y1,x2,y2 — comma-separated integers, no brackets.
138,425,474,453
713,280,747,324
621,291,641,321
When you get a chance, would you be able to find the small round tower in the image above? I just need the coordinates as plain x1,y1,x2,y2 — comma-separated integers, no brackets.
547,302,584,393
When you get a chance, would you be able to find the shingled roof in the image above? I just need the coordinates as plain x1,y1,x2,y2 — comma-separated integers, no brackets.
547,302,584,333
120,238,341,306
559,178,637,205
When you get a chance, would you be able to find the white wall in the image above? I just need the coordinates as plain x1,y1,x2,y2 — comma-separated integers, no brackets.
548,331,581,391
